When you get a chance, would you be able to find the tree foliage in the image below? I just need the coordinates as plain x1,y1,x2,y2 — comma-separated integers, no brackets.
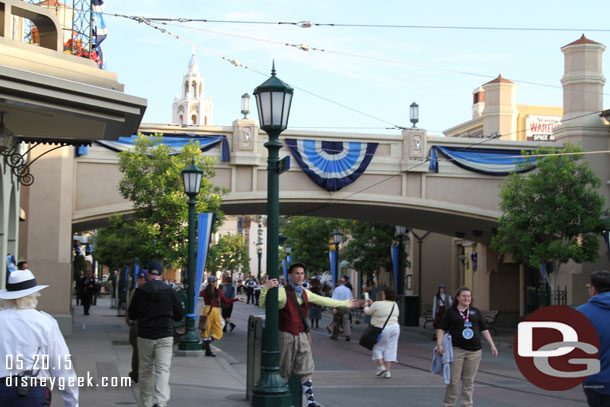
92,215,146,270
279,216,343,274
280,216,397,278
96,134,225,268
491,144,608,271
207,233,251,276
341,221,396,279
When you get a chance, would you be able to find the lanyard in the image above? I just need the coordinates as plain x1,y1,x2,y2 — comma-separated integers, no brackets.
457,307,470,323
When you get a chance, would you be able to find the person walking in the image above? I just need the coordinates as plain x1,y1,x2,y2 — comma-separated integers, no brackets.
261,262,360,407
125,271,147,384
363,277,377,324
127,262,184,407
364,286,400,378
199,275,243,356
436,286,498,407
80,270,95,315
308,278,323,329
578,270,610,406
0,269,79,406
244,276,257,304
253,278,262,306
331,277,353,341
220,276,237,333
433,284,453,339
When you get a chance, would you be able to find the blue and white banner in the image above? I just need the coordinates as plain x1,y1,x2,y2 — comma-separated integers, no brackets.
287,255,292,266
94,134,230,162
429,146,538,176
92,0,107,68
193,213,216,316
329,249,337,287
133,264,139,289
285,139,378,191
391,245,399,292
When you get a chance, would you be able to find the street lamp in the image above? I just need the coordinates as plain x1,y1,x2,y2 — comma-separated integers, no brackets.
395,226,408,296
410,102,419,128
241,93,251,119
332,230,343,288
285,244,292,264
256,241,263,280
179,160,203,351
251,63,294,406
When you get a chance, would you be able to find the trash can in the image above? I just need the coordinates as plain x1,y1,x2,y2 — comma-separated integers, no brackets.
246,315,302,405
397,296,406,326
246,315,264,401
403,295,420,326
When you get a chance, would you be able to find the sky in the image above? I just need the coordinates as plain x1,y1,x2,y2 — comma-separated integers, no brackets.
100,0,610,136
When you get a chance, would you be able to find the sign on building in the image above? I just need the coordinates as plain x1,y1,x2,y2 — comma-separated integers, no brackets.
525,115,561,142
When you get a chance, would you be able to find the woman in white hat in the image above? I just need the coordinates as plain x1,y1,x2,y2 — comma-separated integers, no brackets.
0,269,78,406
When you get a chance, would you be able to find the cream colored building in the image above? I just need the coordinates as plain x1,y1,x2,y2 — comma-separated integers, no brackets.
1,0,146,333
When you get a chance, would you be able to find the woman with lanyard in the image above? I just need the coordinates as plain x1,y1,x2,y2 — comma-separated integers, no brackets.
436,286,498,407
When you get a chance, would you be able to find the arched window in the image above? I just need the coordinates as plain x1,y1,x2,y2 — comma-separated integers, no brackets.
204,116,208,125
191,114,197,125
179,114,183,124
199,83,203,97
184,82,189,97
191,81,197,98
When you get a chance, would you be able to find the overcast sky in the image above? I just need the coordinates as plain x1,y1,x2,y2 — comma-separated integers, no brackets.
101,0,610,136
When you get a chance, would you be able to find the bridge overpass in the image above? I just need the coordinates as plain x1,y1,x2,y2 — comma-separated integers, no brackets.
72,121,553,244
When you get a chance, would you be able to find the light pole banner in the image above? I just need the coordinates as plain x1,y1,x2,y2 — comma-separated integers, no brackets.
329,250,337,287
193,212,216,314
287,255,292,266
282,259,287,282
133,264,139,289
391,244,399,291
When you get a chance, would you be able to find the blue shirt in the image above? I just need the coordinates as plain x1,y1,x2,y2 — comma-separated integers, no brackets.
331,285,352,301
578,291,610,395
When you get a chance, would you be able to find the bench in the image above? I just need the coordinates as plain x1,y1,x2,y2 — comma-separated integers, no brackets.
423,308,434,329
482,310,499,336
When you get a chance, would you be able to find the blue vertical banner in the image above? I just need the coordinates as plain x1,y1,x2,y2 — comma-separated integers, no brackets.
391,245,399,291
329,250,337,287
133,264,140,289
287,255,292,266
193,213,216,315
282,259,288,282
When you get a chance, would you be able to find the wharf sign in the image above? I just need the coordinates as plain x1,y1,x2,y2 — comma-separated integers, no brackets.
525,115,561,142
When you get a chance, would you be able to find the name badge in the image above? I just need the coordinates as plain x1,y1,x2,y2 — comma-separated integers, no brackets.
462,328,474,340
464,322,472,328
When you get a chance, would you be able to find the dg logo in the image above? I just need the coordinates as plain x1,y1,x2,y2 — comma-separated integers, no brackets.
513,305,600,391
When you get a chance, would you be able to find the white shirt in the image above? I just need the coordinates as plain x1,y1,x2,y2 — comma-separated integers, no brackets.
0,308,78,406
364,300,399,327
331,284,352,302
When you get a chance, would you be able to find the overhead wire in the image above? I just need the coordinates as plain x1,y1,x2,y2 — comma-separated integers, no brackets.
104,14,610,215
105,14,610,33
108,14,610,98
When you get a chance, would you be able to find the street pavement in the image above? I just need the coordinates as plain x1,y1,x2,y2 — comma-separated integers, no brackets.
52,295,589,407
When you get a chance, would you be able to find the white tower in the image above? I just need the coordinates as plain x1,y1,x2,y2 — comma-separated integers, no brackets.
172,51,213,125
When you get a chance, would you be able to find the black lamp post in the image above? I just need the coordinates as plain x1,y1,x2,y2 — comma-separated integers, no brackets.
179,160,203,351
251,63,294,406
256,241,263,280
395,226,408,296
332,230,343,288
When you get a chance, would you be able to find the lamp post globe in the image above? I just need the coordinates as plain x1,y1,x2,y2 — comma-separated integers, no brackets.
410,102,419,128
179,160,204,351
251,63,294,406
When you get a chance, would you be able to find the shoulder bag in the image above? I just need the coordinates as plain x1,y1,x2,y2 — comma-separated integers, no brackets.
359,303,395,351
198,296,215,331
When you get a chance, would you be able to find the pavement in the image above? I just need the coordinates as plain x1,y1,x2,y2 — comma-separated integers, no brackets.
51,296,250,407
50,296,573,407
